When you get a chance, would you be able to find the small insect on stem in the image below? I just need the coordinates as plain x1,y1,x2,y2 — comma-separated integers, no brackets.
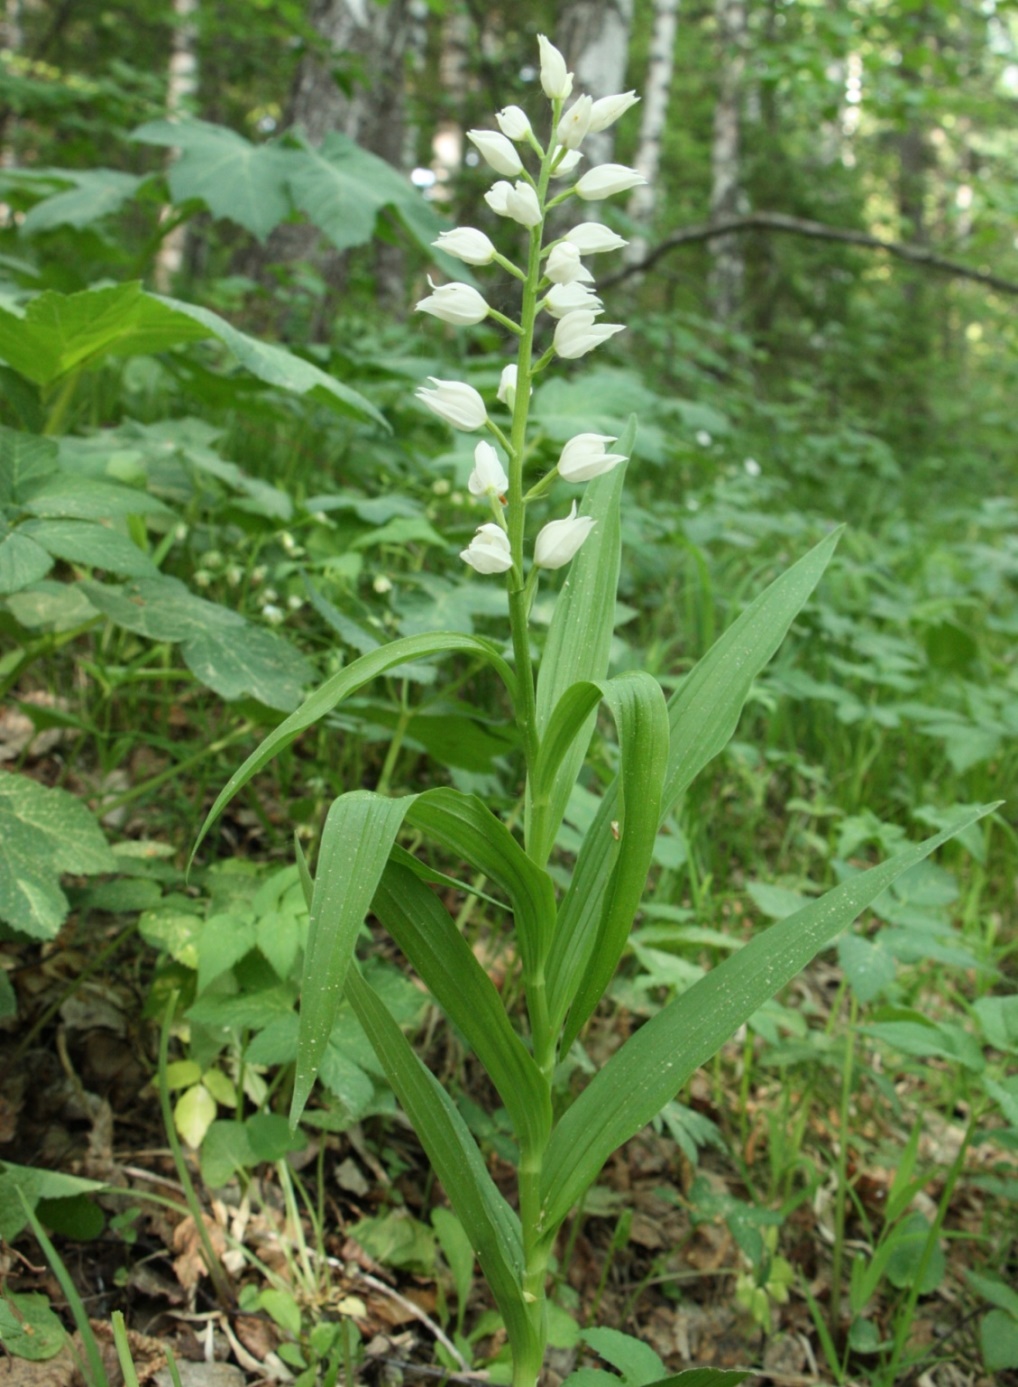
610,820,621,840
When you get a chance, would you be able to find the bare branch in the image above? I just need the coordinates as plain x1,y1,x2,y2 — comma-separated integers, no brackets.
602,210,1018,297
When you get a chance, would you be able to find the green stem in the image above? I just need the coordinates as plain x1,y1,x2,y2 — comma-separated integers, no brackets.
829,992,858,1348
43,369,81,436
879,1108,980,1387
375,681,413,796
157,992,234,1307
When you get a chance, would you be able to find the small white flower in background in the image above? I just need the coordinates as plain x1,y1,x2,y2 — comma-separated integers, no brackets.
226,565,244,586
432,477,451,495
744,457,762,476
496,105,532,142
469,441,509,498
205,549,223,568
416,277,490,326
557,433,628,482
250,565,267,584
505,181,543,229
433,227,496,265
565,223,629,255
575,163,647,200
550,149,583,179
537,34,573,100
287,594,304,610
262,603,284,624
194,570,212,588
554,310,625,359
545,242,594,284
485,181,513,216
497,364,518,406
588,91,640,133
461,523,514,574
373,575,393,594
278,533,296,554
695,429,712,447
535,501,596,569
556,95,593,151
467,129,524,177
544,283,603,319
417,377,488,431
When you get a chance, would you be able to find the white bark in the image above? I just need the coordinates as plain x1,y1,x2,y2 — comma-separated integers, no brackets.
153,0,199,292
624,0,680,267
708,0,748,324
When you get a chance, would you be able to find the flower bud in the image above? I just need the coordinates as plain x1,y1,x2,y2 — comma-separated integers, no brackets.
468,441,509,497
557,433,627,482
433,227,496,265
553,310,625,359
556,95,593,150
416,277,490,326
496,105,532,142
497,364,518,406
588,91,640,134
550,149,583,179
505,180,543,229
545,242,594,284
565,222,629,255
416,377,488,431
461,523,513,574
485,181,513,215
575,163,647,200
544,283,603,319
537,35,573,100
468,129,524,178
535,501,595,569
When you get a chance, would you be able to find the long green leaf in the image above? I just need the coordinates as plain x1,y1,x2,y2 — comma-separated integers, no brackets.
291,791,414,1124
544,675,670,1049
191,633,516,865
539,804,996,1232
373,862,551,1153
406,787,556,979
547,529,843,1037
529,418,635,852
343,964,535,1359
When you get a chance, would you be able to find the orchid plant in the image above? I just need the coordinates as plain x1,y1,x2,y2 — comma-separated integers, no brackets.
196,37,992,1387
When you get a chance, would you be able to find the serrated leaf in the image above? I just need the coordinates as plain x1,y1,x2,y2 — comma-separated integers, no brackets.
132,119,292,241
22,168,145,233
22,475,173,521
287,131,456,265
156,292,390,426
0,428,59,504
0,283,209,385
19,518,158,577
0,775,115,938
0,1291,66,1360
0,530,53,594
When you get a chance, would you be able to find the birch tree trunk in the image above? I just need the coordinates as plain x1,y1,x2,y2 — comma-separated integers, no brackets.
559,0,635,168
708,0,748,325
624,0,680,267
152,0,199,292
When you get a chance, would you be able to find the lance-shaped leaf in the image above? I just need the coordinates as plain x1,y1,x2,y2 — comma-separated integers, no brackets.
539,804,997,1232
373,862,551,1154
406,787,556,978
191,633,517,866
528,418,636,856
291,791,414,1123
548,528,843,1035
343,964,536,1362
539,674,669,1048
